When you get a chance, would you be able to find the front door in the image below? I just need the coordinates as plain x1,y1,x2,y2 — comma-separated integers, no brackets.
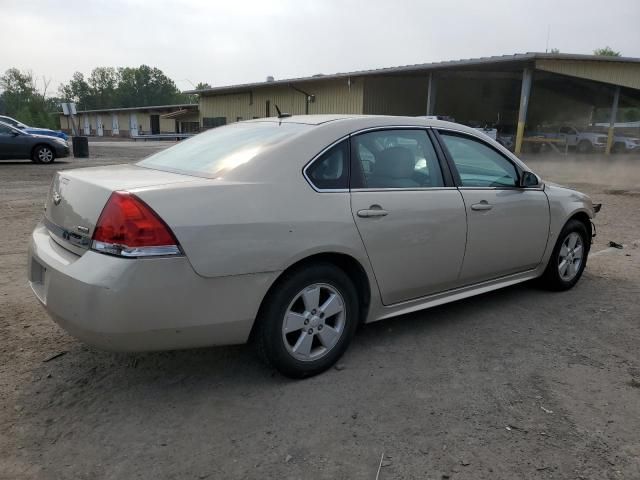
0,123,22,157
150,114,160,134
437,130,550,284
350,129,467,305
96,115,103,136
112,113,119,136
83,115,90,135
130,113,138,137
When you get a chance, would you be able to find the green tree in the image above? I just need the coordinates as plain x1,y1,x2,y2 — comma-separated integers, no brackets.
195,82,212,90
549,48,560,54
88,67,119,108
0,68,58,129
117,65,187,107
59,72,92,109
593,46,621,56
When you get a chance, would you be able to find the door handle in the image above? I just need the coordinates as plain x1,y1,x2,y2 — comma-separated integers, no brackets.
357,206,388,218
471,201,493,211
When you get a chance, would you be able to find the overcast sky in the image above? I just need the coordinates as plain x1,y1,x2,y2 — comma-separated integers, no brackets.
2,0,639,94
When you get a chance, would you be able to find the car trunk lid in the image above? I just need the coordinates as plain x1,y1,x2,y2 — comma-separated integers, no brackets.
44,164,199,255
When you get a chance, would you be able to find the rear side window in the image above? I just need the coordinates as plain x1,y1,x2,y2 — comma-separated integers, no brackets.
305,140,349,190
351,129,444,189
439,132,518,187
138,122,309,178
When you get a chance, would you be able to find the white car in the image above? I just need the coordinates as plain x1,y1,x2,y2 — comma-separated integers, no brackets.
28,115,599,377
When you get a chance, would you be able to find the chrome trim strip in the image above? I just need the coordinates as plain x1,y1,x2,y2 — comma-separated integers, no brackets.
351,187,457,192
457,186,545,191
43,217,90,249
92,241,182,258
349,125,432,135
302,134,351,193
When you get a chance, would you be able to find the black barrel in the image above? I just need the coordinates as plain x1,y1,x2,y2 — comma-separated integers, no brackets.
72,136,89,158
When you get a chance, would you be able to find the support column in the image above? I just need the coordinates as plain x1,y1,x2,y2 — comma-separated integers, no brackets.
514,68,533,155
605,86,620,155
426,73,437,116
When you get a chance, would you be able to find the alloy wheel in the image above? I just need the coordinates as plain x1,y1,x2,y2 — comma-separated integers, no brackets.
281,283,346,362
558,232,584,281
38,147,54,163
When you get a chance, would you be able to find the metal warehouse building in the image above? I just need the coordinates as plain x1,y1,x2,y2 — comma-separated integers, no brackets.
59,103,199,137
187,53,640,154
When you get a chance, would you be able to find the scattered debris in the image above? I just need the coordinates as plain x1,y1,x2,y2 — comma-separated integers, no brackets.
334,363,346,371
285,454,292,463
541,406,554,414
441,475,450,479
351,413,358,420
632,240,640,249
536,466,551,471
608,241,623,249
461,459,470,466
375,452,385,480
505,425,512,431
381,459,393,467
43,351,67,363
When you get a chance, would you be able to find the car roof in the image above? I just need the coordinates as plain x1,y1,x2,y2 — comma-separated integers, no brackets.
244,114,481,135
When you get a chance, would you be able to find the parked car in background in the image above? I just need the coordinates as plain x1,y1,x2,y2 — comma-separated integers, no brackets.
0,121,70,163
0,115,69,141
28,115,598,378
532,125,607,153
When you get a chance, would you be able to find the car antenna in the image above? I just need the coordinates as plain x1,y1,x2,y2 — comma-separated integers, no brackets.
274,104,291,119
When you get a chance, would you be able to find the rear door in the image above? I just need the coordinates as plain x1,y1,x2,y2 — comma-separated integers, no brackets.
349,128,467,305
436,130,550,285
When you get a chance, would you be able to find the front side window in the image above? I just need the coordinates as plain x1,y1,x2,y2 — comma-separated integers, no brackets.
351,129,444,189
439,132,518,187
0,123,15,135
305,140,349,190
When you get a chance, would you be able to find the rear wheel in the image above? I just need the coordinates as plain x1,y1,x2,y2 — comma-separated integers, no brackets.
540,219,590,291
577,140,592,154
32,145,55,164
254,263,359,378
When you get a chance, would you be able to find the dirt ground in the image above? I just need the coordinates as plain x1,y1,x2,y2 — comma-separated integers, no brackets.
1,143,639,480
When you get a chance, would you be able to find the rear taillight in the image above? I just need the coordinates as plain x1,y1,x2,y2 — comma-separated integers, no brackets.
91,191,181,257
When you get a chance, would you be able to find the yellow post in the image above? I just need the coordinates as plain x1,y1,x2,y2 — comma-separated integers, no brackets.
514,68,533,155
605,86,620,155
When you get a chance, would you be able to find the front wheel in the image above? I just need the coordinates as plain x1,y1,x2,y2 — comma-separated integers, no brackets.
32,145,55,164
540,219,590,291
254,263,359,378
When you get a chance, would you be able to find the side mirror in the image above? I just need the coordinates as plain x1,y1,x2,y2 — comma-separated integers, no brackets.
520,171,540,188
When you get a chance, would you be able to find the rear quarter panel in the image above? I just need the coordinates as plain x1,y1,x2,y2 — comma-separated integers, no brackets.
134,181,371,279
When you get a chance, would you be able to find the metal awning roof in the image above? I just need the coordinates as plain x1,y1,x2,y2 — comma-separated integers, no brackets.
185,52,640,95
63,104,199,114
160,108,198,119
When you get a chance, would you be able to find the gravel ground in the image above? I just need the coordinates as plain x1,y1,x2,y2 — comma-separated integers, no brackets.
1,144,639,480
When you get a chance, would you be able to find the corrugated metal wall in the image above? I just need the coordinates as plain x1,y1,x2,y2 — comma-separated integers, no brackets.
199,78,364,123
536,59,640,90
362,76,429,115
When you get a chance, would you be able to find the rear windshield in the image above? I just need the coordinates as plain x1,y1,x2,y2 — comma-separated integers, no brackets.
138,122,309,178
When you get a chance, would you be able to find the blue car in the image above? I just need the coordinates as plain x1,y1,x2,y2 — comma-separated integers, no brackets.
0,115,69,141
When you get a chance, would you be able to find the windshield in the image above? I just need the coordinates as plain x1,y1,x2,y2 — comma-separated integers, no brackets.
138,122,310,178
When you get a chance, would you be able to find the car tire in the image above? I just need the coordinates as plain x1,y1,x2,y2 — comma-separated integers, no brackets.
540,219,590,291
612,142,627,154
32,145,55,164
254,263,359,378
577,140,592,154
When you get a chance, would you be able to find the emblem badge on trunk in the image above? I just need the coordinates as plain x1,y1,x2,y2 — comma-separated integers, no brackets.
53,192,62,205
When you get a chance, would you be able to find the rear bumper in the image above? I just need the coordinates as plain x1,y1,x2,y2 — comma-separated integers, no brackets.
28,222,278,351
